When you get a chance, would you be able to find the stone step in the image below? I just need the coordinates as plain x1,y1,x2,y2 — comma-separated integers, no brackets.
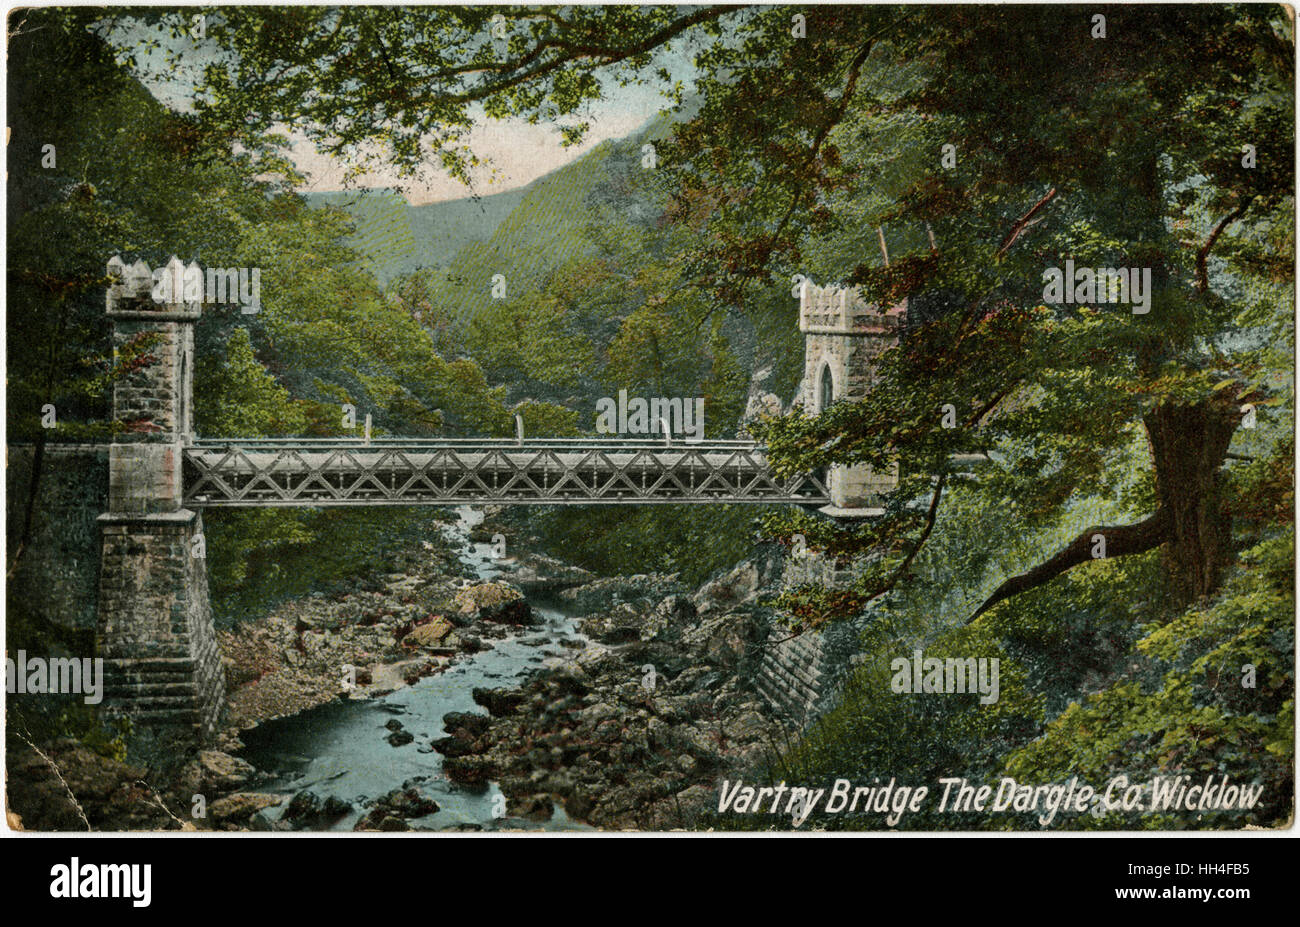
106,656,200,674
768,633,824,667
755,665,807,700
126,680,199,698
759,669,817,709
119,694,204,713
760,648,820,687
754,674,812,725
114,708,202,726
105,665,195,681
755,667,816,719
753,673,798,715
761,650,823,694
777,649,822,678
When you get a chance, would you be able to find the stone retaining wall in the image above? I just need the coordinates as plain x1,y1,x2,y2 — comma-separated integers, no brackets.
5,444,108,632
753,554,868,727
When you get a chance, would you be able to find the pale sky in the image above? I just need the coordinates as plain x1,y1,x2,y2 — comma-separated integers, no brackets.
286,90,674,205
108,13,696,205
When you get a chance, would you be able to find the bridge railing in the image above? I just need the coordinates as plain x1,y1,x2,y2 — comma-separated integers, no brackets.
189,436,762,449
183,438,830,507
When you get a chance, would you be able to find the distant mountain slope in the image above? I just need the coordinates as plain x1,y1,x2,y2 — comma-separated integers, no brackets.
303,113,673,297
304,185,529,285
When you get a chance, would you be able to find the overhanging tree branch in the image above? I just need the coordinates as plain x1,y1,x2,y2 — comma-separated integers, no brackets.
764,12,917,259
1196,204,1246,293
873,471,948,599
966,510,1170,623
996,186,1058,259
417,6,734,108
768,472,947,646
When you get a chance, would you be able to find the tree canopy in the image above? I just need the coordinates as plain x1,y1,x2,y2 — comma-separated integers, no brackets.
184,2,1294,625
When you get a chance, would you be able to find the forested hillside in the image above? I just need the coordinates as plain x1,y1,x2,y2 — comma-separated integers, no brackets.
303,185,528,286
5,8,779,624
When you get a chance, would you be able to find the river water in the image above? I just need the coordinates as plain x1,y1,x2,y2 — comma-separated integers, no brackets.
236,507,592,831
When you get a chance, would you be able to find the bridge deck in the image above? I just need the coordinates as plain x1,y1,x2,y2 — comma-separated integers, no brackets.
184,438,830,507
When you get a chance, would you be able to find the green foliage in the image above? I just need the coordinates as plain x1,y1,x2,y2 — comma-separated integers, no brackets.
194,7,719,182
770,621,1043,830
521,504,772,589
5,12,513,634
197,328,308,436
757,432,1293,831
9,697,132,765
1002,533,1294,830
205,507,458,626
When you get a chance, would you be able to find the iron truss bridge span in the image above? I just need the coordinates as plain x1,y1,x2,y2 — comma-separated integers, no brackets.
183,438,831,507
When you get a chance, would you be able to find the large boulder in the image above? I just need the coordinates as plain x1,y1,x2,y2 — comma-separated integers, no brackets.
619,641,695,681
354,786,439,831
196,750,255,792
579,602,643,644
282,790,322,822
639,594,697,643
692,548,784,617
405,616,455,648
472,687,526,716
441,711,491,739
432,714,489,757
207,793,283,828
559,574,685,615
454,582,532,625
280,791,352,829
681,611,761,669
497,553,595,592
431,734,479,757
509,793,554,822
443,755,494,788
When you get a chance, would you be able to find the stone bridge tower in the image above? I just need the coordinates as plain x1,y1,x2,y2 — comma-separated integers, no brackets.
753,282,908,725
97,257,224,744
797,281,906,514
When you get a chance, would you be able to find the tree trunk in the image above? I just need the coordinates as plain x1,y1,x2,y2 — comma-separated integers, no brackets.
1144,400,1240,606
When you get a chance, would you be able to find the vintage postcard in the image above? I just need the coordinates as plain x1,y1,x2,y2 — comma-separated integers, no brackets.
3,1,1294,885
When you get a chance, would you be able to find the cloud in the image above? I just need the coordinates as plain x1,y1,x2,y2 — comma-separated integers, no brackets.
289,107,658,205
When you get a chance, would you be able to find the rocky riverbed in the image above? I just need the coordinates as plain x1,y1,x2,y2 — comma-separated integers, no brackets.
6,507,796,832
438,575,792,829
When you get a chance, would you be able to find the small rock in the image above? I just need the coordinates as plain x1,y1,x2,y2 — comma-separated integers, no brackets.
510,793,554,822
208,793,282,827
196,751,255,791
